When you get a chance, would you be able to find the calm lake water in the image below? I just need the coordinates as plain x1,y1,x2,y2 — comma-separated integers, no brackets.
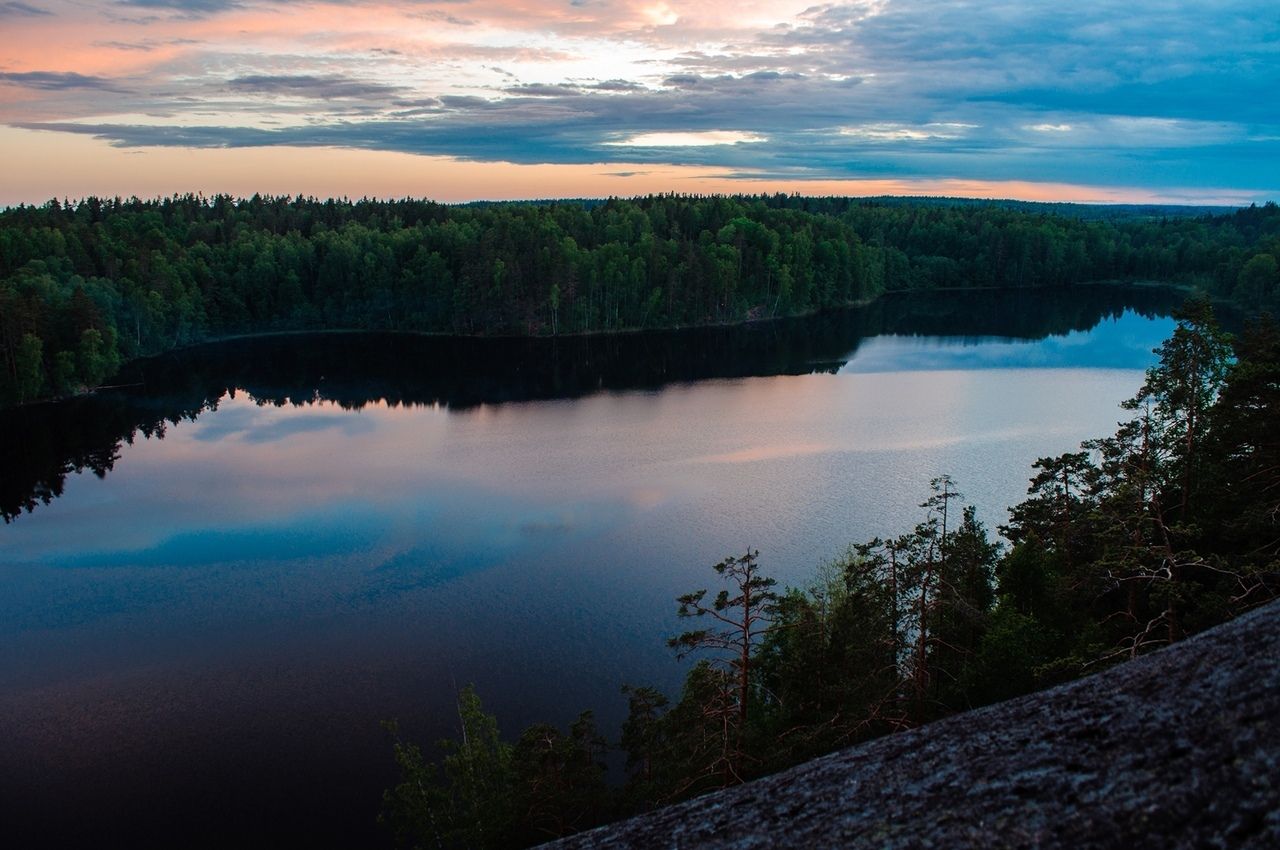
0,287,1181,848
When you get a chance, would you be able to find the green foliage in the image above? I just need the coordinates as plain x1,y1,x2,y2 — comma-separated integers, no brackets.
5,195,1278,406
754,547,907,762
666,549,780,788
382,687,613,850
14,333,43,403
510,712,609,844
609,300,1276,829
964,605,1060,704
76,328,119,389
378,303,1279,850
51,350,77,395
627,494,1002,806
1202,313,1280,592
1235,253,1278,305
617,685,673,811
990,299,1277,670
381,686,516,849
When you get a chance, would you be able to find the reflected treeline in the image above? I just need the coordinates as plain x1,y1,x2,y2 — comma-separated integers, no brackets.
0,286,1182,522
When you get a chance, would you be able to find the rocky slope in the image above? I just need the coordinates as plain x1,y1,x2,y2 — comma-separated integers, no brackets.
554,600,1280,849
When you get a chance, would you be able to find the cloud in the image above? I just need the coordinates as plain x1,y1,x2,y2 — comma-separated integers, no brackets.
840,123,977,142
227,74,405,99
0,1,52,16
191,408,376,443
407,9,475,26
0,71,129,93
607,130,767,147
3,0,1279,197
503,83,584,98
92,37,203,52
583,79,646,92
115,0,243,13
93,41,160,52
641,2,678,27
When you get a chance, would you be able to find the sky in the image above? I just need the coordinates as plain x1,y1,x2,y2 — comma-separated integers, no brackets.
1,0,1277,205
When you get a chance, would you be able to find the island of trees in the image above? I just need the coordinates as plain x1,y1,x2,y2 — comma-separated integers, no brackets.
3,194,1278,406
379,300,1279,849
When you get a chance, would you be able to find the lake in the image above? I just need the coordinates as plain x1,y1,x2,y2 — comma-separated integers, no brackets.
0,287,1182,848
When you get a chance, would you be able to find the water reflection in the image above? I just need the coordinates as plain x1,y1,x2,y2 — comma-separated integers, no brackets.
1,286,1178,523
0,286,1185,850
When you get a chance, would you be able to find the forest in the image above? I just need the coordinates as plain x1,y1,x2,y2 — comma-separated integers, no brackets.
0,285,1180,525
378,299,1280,849
2,194,1278,407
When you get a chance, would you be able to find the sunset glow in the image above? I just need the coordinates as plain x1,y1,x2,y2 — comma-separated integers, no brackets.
1,0,1277,204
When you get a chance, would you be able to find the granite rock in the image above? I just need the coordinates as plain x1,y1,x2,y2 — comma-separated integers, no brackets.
553,600,1280,850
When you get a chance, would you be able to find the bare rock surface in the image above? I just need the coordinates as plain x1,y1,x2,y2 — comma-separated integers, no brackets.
553,600,1280,849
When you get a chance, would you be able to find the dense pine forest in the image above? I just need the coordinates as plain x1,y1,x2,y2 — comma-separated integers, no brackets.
2,194,1279,407
380,300,1280,849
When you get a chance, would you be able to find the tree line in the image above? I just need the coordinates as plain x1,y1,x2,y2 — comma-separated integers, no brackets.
3,194,1278,406
380,299,1280,848
0,286,1177,526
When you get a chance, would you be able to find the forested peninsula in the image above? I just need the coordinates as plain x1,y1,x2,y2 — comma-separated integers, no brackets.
3,194,1279,407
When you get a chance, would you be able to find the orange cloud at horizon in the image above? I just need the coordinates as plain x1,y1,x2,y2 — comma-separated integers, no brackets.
0,127,1262,208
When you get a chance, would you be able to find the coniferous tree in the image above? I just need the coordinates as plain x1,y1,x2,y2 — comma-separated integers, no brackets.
667,549,780,787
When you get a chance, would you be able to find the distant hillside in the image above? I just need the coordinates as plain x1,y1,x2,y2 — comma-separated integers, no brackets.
847,195,1234,220
457,196,1233,221
2,194,1277,406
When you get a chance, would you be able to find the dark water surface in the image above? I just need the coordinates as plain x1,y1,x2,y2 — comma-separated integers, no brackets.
1,288,1181,848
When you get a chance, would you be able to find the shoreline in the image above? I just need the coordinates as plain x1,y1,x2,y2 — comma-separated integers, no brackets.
128,278,1195,354
2,279,1199,411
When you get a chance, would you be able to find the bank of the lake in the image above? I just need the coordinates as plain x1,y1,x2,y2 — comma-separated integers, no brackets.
0,286,1194,849
4,194,1276,408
